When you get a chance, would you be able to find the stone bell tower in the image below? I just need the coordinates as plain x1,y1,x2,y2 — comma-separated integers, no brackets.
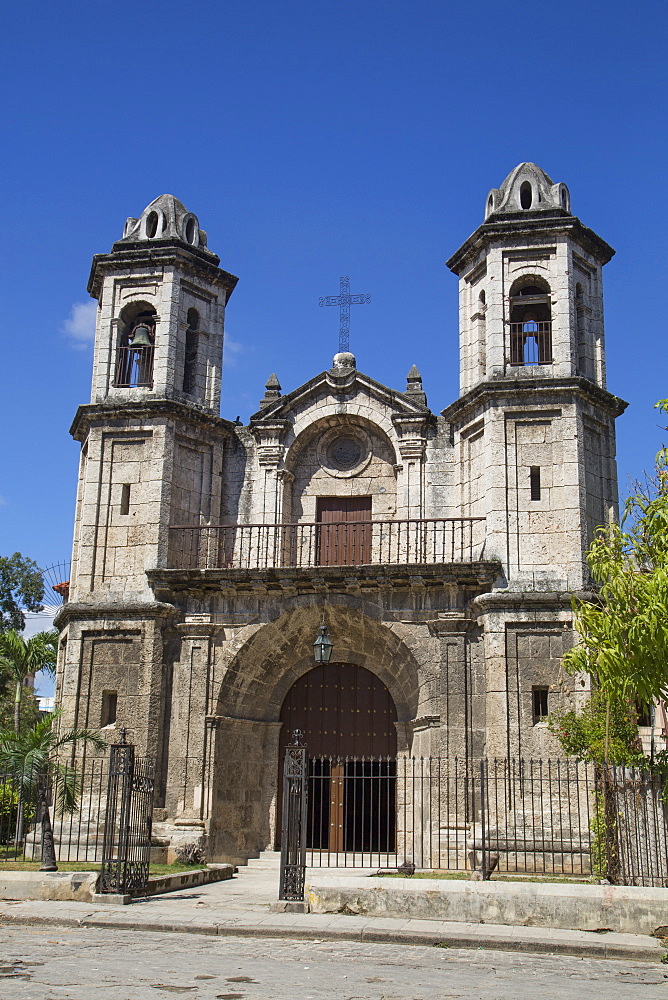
88,194,236,414
442,163,628,761
58,196,237,756
443,162,627,593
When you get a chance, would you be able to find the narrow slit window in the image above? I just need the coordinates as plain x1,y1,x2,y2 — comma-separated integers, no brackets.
120,483,131,515
530,466,541,501
101,690,117,727
532,687,549,724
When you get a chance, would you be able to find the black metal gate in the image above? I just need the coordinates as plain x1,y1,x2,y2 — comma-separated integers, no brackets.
99,735,155,895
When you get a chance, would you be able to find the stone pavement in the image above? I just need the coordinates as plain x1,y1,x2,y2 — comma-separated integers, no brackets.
3,923,668,1000
0,862,665,965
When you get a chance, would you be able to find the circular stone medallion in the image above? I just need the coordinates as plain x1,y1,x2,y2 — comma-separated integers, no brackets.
327,437,362,471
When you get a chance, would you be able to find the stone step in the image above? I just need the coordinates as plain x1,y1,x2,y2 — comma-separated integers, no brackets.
243,851,281,869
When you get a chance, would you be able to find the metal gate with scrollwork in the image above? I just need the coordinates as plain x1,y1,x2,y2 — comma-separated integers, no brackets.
279,731,309,901
99,737,155,895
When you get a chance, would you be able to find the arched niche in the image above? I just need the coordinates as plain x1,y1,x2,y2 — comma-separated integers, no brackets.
281,415,398,525
207,601,423,859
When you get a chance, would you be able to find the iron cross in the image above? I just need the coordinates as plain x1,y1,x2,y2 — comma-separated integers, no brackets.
319,276,371,353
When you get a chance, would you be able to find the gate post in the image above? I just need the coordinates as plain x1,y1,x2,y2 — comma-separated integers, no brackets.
279,729,309,901
99,730,155,896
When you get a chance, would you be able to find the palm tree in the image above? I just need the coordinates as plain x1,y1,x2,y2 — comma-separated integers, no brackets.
0,629,58,733
0,713,105,870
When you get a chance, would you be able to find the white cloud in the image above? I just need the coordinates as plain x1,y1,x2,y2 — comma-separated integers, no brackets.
223,335,244,368
63,300,97,349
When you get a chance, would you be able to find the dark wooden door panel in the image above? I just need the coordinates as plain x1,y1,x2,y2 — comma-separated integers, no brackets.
277,663,397,850
316,497,372,566
279,662,397,759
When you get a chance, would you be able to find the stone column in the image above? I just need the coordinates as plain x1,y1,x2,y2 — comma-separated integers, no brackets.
393,416,428,542
167,618,223,819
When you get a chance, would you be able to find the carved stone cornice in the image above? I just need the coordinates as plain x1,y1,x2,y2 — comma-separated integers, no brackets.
409,715,441,733
426,614,473,636
70,399,236,442
176,617,225,640
55,600,178,629
441,376,627,425
147,562,500,600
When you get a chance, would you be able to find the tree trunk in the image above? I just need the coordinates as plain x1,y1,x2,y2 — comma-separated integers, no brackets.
604,697,611,765
14,678,22,734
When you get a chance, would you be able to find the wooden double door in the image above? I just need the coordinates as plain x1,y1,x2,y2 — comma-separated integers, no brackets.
316,497,372,567
278,662,397,852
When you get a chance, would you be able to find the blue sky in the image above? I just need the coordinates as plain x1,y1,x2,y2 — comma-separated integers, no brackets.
1,0,667,586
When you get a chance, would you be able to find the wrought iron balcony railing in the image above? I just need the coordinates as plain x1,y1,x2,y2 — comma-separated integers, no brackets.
509,321,552,366
167,517,486,571
114,345,154,387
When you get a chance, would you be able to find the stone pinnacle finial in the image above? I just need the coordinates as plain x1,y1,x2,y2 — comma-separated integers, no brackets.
332,352,356,371
404,364,427,406
259,373,282,409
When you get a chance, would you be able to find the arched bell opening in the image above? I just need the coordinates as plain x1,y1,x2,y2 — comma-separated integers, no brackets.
276,662,398,852
183,307,200,395
114,301,156,388
508,276,552,366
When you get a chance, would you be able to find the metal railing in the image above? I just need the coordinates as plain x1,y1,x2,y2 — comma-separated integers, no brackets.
298,756,668,886
114,345,154,387
509,321,552,365
168,517,486,570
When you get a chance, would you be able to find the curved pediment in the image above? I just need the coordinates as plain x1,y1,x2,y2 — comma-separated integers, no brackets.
249,357,431,429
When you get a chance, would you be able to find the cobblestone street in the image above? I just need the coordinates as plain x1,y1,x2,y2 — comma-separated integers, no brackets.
1,925,667,1000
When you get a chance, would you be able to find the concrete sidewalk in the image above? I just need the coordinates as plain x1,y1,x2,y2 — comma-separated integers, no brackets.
0,864,666,964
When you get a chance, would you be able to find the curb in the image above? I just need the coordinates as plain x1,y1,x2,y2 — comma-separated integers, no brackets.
0,909,664,963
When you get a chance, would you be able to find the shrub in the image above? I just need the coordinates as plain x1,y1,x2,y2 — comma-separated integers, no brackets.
174,842,205,866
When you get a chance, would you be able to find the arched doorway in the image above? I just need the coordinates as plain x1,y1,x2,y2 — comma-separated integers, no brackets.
277,663,397,853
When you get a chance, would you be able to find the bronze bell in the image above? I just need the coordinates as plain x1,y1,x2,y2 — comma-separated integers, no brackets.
130,324,153,347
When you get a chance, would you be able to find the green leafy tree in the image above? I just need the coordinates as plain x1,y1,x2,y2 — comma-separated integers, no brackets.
0,554,44,634
562,399,668,760
0,630,58,733
0,713,105,870
0,682,41,733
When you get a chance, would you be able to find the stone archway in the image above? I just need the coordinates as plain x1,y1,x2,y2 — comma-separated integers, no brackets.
206,600,426,862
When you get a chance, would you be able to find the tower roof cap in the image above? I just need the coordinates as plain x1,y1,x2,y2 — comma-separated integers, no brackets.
118,194,212,252
485,163,571,219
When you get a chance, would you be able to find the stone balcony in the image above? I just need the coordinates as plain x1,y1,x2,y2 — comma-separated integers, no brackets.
167,518,487,572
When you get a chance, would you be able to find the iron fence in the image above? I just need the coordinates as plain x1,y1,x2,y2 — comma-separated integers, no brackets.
0,747,154,884
99,742,155,894
0,758,108,864
168,517,487,571
297,756,668,887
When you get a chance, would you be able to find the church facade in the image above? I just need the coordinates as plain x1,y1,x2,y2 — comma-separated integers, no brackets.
55,164,626,863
